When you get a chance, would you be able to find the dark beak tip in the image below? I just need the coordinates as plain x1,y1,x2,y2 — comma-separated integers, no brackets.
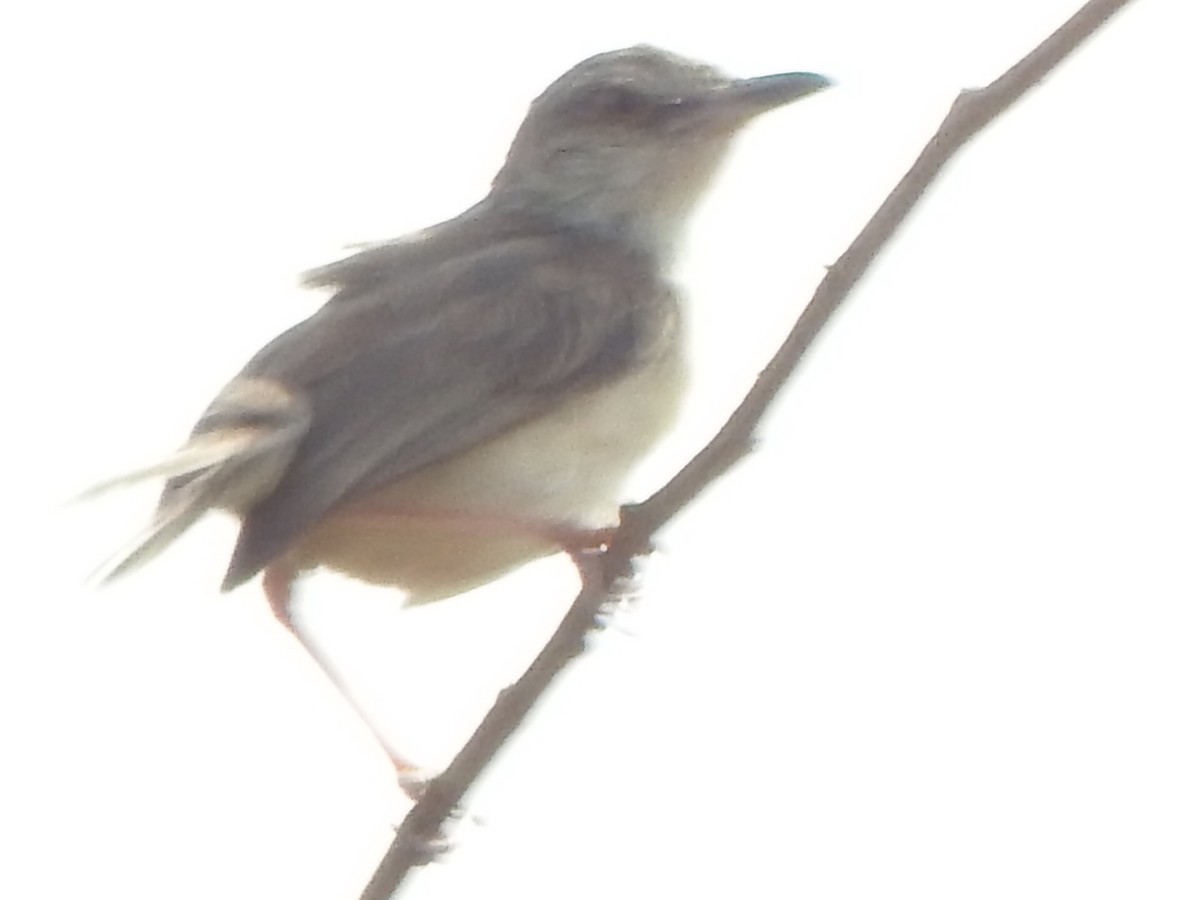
746,71,835,106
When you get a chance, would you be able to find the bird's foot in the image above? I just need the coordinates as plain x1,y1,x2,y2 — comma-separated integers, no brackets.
395,763,434,802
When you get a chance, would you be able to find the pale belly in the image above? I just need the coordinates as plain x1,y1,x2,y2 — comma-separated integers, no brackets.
286,345,687,602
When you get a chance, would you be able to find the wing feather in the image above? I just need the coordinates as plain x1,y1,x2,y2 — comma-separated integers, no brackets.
221,226,668,588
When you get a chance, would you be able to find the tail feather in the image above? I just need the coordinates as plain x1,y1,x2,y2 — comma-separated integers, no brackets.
75,431,263,502
91,490,216,585
85,376,314,585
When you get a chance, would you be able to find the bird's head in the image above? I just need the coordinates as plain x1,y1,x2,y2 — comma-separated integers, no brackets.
492,46,831,256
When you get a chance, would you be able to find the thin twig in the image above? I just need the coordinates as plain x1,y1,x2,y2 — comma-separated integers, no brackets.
358,1,1138,896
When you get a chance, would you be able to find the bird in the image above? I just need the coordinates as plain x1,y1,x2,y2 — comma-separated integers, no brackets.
91,45,831,780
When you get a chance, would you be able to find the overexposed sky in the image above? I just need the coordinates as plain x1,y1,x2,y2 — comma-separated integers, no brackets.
3,1,1198,898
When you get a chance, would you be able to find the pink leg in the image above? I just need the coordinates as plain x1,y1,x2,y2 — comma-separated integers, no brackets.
262,563,427,798
335,500,618,550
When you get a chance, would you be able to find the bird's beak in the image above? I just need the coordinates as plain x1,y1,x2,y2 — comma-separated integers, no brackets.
728,71,833,112
696,71,832,129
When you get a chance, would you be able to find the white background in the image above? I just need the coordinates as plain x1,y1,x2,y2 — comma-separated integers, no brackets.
2,1,1198,897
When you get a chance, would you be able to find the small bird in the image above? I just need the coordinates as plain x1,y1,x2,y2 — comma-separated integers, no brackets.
93,46,830,777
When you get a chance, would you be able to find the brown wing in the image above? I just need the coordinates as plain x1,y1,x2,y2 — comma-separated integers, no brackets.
220,226,669,590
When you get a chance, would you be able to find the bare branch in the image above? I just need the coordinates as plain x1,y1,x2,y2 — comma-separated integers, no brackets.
358,1,1139,896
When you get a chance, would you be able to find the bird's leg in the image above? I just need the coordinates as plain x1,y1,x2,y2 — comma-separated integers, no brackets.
261,564,429,799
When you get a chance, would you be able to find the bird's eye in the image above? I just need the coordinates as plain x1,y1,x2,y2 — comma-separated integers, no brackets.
589,85,653,123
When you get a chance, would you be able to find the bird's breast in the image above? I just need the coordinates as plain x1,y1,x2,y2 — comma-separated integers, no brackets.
286,335,687,601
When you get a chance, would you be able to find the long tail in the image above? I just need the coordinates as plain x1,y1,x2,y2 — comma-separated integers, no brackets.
88,432,264,584
87,377,312,585
76,435,261,502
